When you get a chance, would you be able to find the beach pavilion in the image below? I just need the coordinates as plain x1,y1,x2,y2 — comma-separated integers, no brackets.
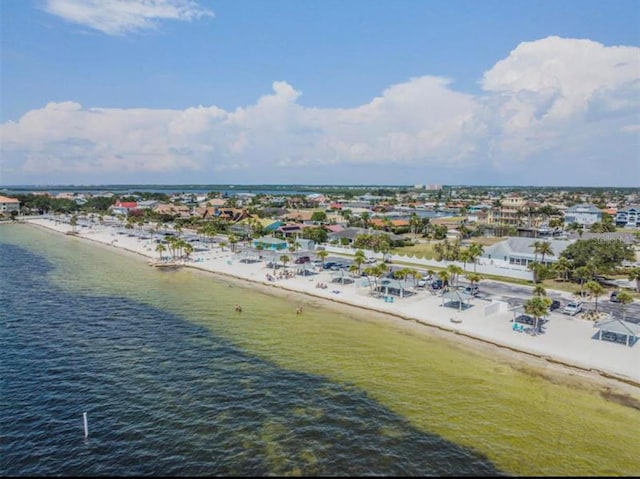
330,269,355,285
253,236,288,251
441,290,474,311
377,277,412,298
594,317,640,347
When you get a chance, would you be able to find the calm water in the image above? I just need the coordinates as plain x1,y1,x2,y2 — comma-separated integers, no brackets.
1,224,639,476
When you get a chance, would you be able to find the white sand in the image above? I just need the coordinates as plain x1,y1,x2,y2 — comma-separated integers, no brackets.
24,218,640,387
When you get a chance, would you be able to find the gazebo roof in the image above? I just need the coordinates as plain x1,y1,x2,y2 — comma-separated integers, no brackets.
441,290,474,302
254,236,287,245
380,278,406,290
595,318,640,337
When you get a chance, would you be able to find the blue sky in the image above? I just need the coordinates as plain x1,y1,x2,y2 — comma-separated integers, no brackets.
1,0,639,186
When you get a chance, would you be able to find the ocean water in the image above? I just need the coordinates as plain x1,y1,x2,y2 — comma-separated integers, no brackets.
1,224,639,476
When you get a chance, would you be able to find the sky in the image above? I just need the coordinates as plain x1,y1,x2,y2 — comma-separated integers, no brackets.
1,0,639,187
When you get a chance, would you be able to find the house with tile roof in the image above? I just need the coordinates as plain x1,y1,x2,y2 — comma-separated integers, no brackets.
110,201,138,216
0,195,20,215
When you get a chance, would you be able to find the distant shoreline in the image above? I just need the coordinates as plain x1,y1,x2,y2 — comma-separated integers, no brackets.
16,219,640,404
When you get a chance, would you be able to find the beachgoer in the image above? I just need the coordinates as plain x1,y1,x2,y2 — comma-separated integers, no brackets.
235,304,242,312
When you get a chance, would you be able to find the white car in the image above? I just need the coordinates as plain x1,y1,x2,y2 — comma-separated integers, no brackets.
562,301,583,316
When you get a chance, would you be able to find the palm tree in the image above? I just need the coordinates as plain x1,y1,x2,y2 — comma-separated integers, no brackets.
279,254,290,270
438,270,450,291
573,266,592,297
466,272,482,288
467,243,484,273
528,261,543,284
524,295,552,335
409,212,421,240
360,211,371,229
627,267,640,293
228,234,239,252
353,250,366,275
585,280,605,313
459,249,472,272
530,240,543,262
447,264,464,287
554,257,572,282
537,241,554,264
155,243,166,260
616,291,634,321
316,249,329,265
532,285,546,297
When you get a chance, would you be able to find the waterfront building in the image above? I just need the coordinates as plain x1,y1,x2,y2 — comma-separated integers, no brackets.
0,195,20,215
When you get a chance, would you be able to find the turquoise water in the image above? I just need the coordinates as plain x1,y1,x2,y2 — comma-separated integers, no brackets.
2,224,639,476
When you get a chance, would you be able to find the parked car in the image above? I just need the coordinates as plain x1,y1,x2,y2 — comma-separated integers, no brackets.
417,278,428,288
322,262,337,270
294,256,311,264
463,284,480,296
610,291,621,303
549,300,561,311
562,301,583,316
431,279,445,290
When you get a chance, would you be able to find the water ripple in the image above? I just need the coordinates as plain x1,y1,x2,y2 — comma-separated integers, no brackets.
1,243,501,476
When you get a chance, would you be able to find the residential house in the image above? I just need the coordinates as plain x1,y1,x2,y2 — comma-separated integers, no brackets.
615,206,639,228
152,203,191,219
137,200,160,210
482,237,575,267
328,227,404,245
487,196,543,228
564,203,602,227
277,223,308,238
110,201,138,216
280,209,315,223
0,195,20,215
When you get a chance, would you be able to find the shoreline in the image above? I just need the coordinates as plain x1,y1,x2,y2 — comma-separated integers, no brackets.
17,219,640,400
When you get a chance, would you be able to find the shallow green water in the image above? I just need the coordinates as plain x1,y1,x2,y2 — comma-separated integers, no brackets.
4,224,640,476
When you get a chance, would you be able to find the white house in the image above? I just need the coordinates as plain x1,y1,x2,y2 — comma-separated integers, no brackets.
482,237,575,267
564,204,602,226
0,195,20,215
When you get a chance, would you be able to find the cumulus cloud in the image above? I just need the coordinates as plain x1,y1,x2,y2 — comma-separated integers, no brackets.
1,36,639,185
43,0,213,35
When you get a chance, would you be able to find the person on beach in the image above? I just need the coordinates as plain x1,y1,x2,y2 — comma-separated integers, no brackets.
235,304,242,313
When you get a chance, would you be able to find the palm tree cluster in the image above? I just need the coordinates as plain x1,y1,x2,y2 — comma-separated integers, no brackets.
432,240,484,272
155,236,193,261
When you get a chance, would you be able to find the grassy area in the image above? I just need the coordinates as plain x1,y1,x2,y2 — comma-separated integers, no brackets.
392,243,437,259
464,236,506,247
392,237,504,259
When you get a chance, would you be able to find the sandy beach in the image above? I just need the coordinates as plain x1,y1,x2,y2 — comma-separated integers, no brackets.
22,218,640,394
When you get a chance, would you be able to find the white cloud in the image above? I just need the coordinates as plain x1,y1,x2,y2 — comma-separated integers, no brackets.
1,37,639,185
44,0,213,35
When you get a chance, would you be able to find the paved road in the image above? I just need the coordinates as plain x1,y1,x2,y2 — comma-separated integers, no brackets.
476,279,640,324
